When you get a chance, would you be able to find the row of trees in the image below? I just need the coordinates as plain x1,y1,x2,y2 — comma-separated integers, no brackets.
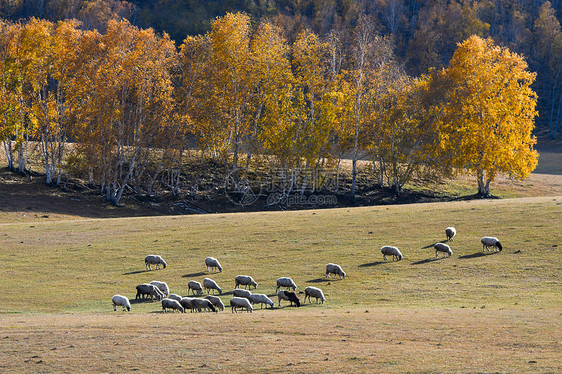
0,13,538,205
2,0,555,139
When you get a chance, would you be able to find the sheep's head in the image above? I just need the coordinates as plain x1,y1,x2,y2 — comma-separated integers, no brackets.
162,260,167,269
154,287,164,300
208,303,217,313
126,306,131,311
251,281,258,289
496,241,503,251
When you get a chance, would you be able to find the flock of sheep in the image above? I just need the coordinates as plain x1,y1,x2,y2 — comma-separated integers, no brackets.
112,228,503,313
112,255,329,314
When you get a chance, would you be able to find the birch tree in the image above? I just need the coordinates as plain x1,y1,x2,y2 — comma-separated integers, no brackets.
442,35,539,196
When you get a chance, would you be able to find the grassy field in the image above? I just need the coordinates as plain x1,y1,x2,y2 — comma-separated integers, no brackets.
0,195,560,372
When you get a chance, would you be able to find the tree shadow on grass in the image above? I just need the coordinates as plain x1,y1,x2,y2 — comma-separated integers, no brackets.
458,251,499,259
181,272,207,278
122,269,151,275
358,261,386,267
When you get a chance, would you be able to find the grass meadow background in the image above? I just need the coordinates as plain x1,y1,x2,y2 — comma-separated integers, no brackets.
0,194,560,372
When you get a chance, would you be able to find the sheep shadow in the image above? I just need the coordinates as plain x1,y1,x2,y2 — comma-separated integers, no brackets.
358,261,386,267
129,298,160,305
122,269,151,275
422,240,448,249
306,277,333,283
411,258,444,265
458,251,499,259
181,272,207,278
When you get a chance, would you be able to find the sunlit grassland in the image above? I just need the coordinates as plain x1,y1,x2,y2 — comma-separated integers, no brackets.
0,196,560,373
1,196,560,313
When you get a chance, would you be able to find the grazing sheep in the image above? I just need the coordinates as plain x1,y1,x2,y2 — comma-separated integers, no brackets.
481,237,503,252
304,286,325,304
434,243,453,258
205,257,223,272
192,298,217,313
325,263,346,279
276,277,297,292
136,283,164,301
179,297,196,312
112,295,131,312
445,227,457,241
203,278,222,295
381,246,403,261
249,293,274,309
150,281,170,296
187,280,203,296
205,295,225,311
162,298,185,313
145,255,167,270
277,290,301,307
230,297,253,313
234,275,258,289
168,294,182,302
233,289,252,299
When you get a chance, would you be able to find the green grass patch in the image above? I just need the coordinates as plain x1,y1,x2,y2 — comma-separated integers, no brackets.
1,196,560,313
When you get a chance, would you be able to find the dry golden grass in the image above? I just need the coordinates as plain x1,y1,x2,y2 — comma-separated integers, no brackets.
0,195,560,372
0,309,559,373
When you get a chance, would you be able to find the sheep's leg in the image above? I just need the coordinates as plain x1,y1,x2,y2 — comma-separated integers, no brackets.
383,254,387,261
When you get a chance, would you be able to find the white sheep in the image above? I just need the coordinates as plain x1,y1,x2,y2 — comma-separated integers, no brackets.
481,237,503,252
325,263,346,279
112,295,131,311
434,242,453,258
205,295,225,311
179,297,196,312
445,227,456,241
187,280,203,296
233,289,252,299
203,278,222,295
162,298,185,313
230,297,253,313
192,298,217,313
135,283,164,301
381,246,403,261
150,281,170,296
304,286,325,304
276,277,297,292
145,255,167,270
234,275,258,289
249,293,274,309
168,294,182,302
205,257,223,272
